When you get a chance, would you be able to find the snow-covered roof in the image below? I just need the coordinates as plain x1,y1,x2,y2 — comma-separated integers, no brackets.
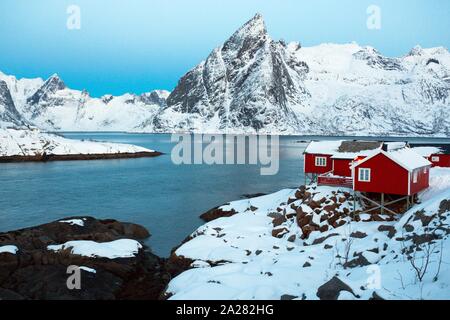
353,148,432,172
304,140,344,155
410,146,443,157
304,140,407,159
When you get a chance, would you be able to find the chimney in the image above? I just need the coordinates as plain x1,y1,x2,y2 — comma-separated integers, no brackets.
381,143,388,152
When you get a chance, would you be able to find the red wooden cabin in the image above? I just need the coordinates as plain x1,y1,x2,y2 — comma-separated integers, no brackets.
352,148,432,196
303,140,407,187
410,144,450,168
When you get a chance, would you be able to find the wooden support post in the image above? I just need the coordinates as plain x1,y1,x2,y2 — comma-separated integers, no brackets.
381,193,385,215
406,196,410,210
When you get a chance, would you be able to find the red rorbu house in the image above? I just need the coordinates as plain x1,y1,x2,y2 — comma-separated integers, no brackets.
303,140,407,188
303,140,430,215
410,144,450,168
351,148,432,213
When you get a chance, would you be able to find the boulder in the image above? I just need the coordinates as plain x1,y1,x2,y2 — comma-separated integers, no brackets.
317,277,355,300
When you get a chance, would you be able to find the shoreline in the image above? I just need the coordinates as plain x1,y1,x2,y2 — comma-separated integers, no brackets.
0,151,163,163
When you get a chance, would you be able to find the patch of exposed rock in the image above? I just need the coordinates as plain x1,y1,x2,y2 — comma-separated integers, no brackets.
0,217,169,300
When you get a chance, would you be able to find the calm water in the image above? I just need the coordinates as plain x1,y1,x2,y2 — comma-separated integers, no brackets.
0,133,448,256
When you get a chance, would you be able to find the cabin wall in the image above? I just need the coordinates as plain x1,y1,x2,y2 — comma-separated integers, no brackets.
353,153,409,195
410,166,431,195
304,154,333,174
333,159,352,177
428,154,450,168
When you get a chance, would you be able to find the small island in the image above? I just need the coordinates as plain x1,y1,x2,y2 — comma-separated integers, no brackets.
0,127,162,163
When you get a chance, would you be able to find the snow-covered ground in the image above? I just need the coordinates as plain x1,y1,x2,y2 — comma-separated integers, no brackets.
0,127,154,157
0,245,19,255
47,239,143,259
167,167,450,300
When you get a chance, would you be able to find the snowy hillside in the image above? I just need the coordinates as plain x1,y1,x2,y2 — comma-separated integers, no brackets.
0,71,169,132
1,14,449,135
167,167,450,300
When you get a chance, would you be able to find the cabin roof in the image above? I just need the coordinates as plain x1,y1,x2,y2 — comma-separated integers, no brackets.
409,143,450,157
304,140,407,159
353,148,432,172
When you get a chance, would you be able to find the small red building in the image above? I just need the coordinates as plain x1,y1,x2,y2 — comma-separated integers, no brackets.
410,144,450,168
303,140,407,186
352,148,432,196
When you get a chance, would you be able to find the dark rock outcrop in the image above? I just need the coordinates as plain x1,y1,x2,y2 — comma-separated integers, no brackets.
0,217,170,300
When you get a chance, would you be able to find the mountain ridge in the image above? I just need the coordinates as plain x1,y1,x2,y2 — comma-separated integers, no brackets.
1,14,449,136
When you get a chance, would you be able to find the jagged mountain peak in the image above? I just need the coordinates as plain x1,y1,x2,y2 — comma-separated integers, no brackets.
156,13,310,133
43,73,66,91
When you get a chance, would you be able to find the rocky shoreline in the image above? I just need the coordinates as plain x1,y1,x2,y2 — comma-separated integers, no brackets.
0,151,163,163
0,217,187,300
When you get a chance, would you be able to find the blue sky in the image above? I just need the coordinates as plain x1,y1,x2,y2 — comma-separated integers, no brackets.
1,0,449,97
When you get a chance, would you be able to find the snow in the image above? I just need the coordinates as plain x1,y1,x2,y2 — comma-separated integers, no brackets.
0,245,18,254
79,266,97,274
411,146,443,157
385,148,432,171
0,127,154,157
167,167,450,300
59,218,85,227
47,239,143,259
304,140,344,155
304,140,408,159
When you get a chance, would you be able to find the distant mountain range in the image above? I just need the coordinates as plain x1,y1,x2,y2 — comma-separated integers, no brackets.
1,14,449,135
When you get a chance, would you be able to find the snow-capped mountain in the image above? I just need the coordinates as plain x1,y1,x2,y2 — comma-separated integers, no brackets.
0,71,169,132
148,13,310,133
143,14,450,135
1,14,449,135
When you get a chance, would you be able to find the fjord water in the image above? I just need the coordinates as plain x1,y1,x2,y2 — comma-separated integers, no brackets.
0,133,448,256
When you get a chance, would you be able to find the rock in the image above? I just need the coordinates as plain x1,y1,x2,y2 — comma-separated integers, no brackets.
0,288,25,300
308,200,321,210
272,215,287,227
378,225,396,238
371,214,385,222
370,292,385,300
324,244,333,249
302,262,311,268
0,217,169,300
317,277,355,300
200,206,236,222
404,224,414,232
311,233,339,245
287,235,296,242
272,227,289,238
343,253,371,268
439,199,450,214
281,294,298,300
350,231,367,239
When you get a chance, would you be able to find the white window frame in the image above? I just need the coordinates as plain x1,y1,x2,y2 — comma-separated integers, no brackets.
413,170,418,183
359,168,371,182
423,167,427,174
315,156,327,167
431,156,440,162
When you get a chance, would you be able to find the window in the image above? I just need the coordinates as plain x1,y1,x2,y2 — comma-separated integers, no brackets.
315,156,327,167
413,170,418,183
359,168,371,182
431,156,440,162
423,167,427,174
